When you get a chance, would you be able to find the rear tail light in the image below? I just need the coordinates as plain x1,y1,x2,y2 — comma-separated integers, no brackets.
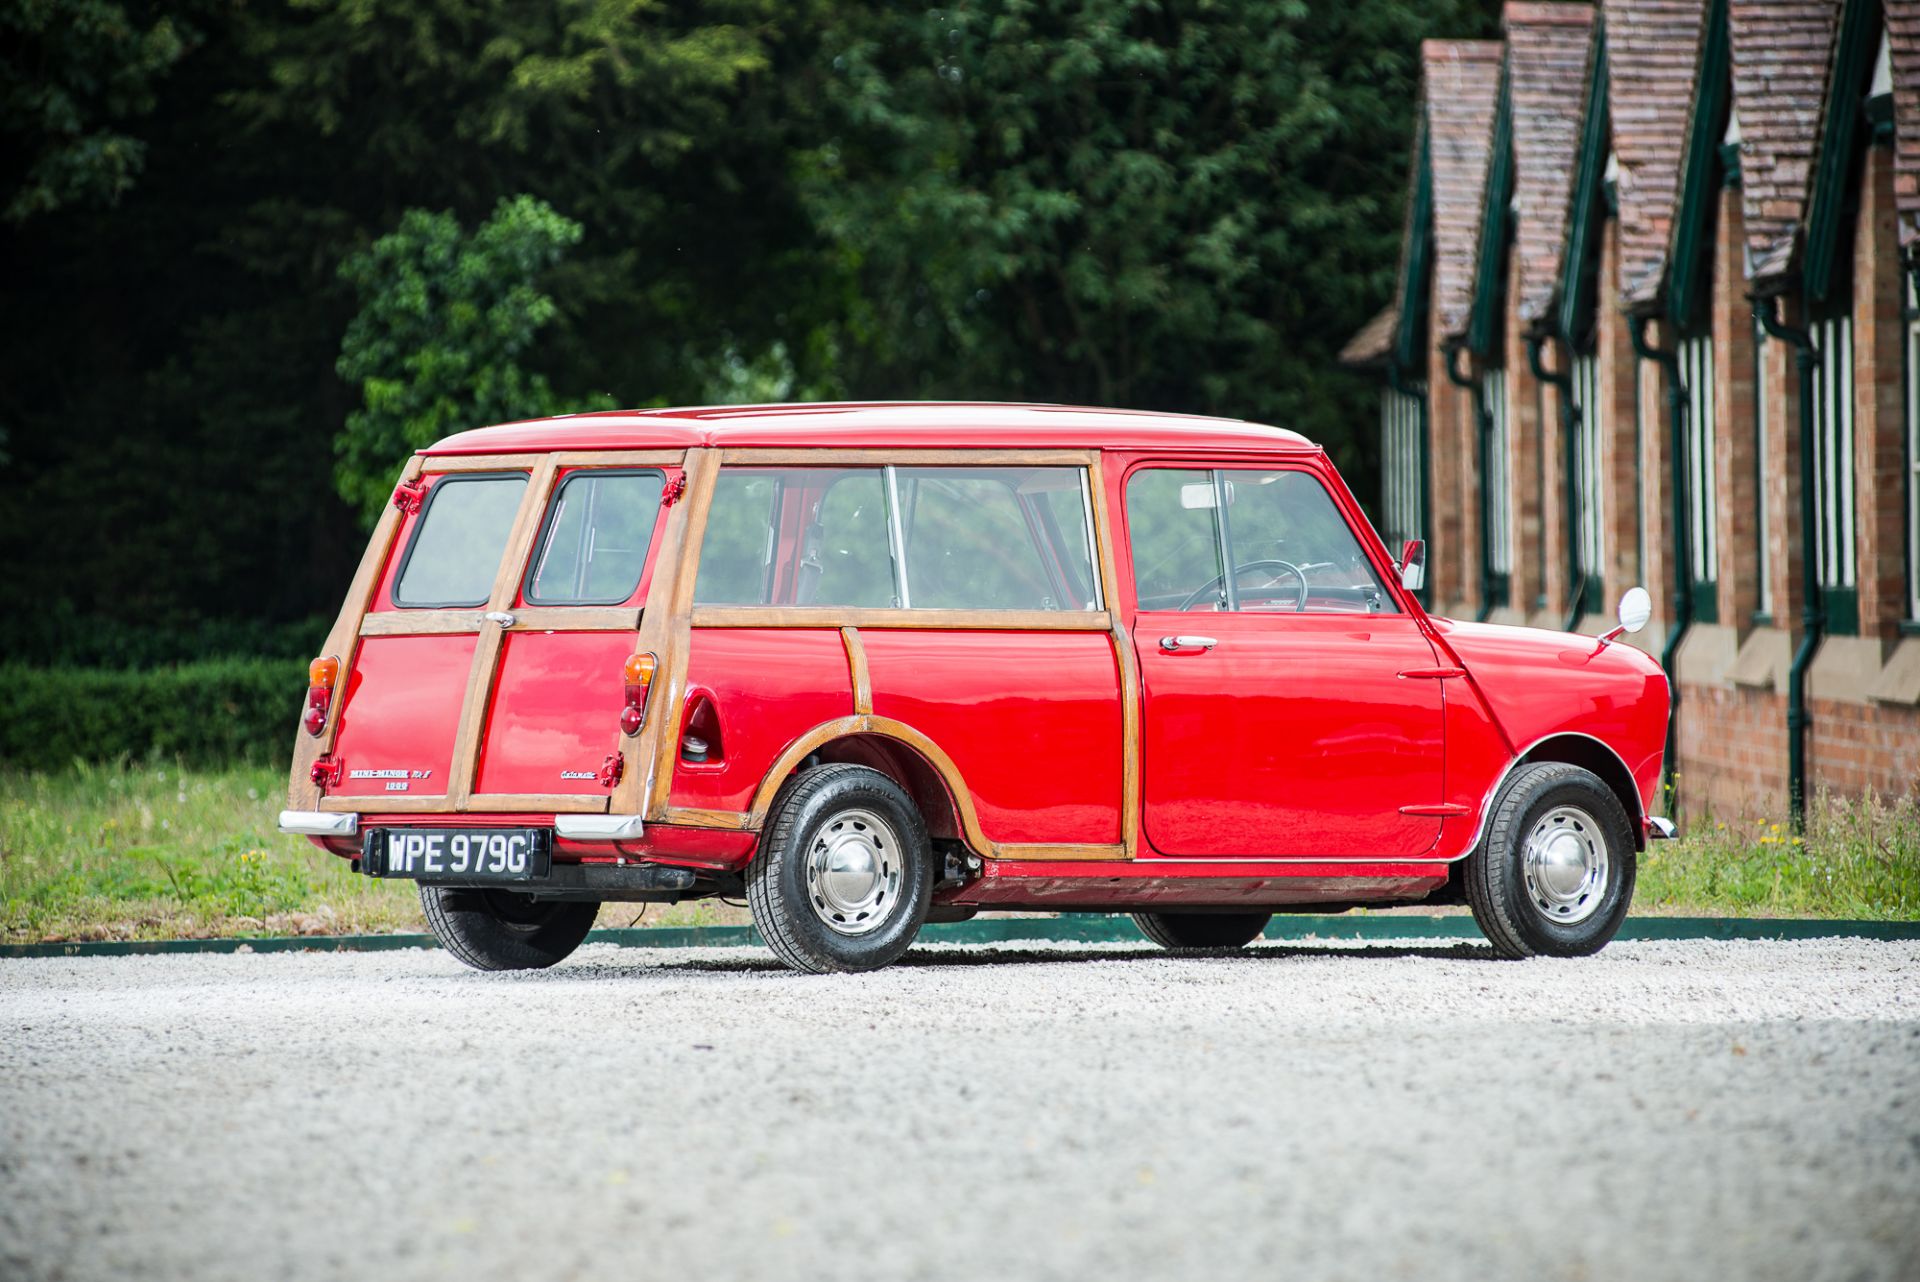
620,652,657,736
303,656,340,737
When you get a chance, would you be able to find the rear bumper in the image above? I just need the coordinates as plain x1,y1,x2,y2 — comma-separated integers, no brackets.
279,810,359,837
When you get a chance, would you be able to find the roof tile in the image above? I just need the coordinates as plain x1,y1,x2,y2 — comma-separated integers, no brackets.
1506,3,1598,322
1727,0,1843,281
1889,0,1920,249
1606,0,1712,304
1424,40,1507,336
1338,302,1400,366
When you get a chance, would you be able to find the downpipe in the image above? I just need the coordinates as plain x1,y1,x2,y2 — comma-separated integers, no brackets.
1755,295,1821,830
1526,331,1583,631
1443,337,1496,621
1629,315,1690,808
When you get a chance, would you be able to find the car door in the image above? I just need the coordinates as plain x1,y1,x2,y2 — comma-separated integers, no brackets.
1127,463,1446,858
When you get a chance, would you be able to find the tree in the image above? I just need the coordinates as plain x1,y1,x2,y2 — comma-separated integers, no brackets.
1,0,195,222
800,0,1490,475
335,195,587,520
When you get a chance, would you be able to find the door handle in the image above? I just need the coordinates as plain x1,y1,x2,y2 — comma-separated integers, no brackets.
484,611,517,628
1159,635,1218,652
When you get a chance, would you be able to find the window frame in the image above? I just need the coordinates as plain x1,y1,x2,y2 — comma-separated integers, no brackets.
1124,462,1403,617
1904,270,1919,626
1811,305,1859,635
520,466,669,607
692,460,1106,615
390,470,531,610
1677,327,1720,623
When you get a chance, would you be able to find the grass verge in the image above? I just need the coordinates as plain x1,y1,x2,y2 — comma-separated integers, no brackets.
3,764,1915,943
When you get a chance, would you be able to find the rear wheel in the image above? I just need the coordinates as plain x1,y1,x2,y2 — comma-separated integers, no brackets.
747,764,933,973
1133,911,1272,950
419,885,599,971
1464,762,1636,959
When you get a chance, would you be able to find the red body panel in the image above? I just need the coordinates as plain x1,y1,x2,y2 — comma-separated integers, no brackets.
328,635,476,797
1133,612,1444,858
475,631,633,796
864,629,1123,844
669,629,853,813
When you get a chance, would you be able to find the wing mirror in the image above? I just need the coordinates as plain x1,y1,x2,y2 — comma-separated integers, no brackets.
1598,586,1652,645
1397,539,1425,593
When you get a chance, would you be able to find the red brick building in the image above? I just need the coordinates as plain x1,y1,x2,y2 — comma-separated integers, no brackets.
1344,0,1920,818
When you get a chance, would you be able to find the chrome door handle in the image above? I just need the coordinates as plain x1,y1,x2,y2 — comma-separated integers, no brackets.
484,611,517,628
1159,635,1218,652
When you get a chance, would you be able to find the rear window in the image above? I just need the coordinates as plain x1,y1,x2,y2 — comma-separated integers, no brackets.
393,473,528,608
524,469,666,605
695,465,1100,610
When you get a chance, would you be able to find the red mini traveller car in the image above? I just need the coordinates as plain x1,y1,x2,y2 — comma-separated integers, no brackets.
281,402,1673,973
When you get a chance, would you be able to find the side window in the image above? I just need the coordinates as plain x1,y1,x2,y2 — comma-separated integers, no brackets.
394,473,528,608
1126,469,1225,610
897,468,1092,610
696,464,1101,610
696,468,892,607
1127,466,1389,614
524,470,665,605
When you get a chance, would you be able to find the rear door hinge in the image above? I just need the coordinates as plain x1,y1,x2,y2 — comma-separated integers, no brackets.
1397,667,1468,680
598,753,625,789
391,477,430,515
660,474,687,507
310,753,344,790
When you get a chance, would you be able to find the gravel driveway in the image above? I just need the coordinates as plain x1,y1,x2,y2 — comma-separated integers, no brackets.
2,936,1916,1282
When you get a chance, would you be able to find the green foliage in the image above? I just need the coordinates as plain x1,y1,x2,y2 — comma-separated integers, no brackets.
800,0,1482,469
0,661,306,770
335,195,585,519
1,0,195,221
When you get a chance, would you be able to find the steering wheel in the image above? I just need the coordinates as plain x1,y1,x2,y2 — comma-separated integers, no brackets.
1176,558,1309,612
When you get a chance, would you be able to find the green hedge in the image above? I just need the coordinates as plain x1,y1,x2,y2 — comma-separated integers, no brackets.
0,661,308,769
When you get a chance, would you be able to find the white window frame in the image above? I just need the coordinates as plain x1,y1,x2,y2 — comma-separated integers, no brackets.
1570,352,1603,594
1380,386,1425,551
1754,319,1773,619
1483,368,1512,580
1811,314,1857,602
1678,332,1719,595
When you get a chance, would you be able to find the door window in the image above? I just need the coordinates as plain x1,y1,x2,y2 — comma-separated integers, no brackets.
393,472,528,608
524,469,666,605
1127,467,1389,613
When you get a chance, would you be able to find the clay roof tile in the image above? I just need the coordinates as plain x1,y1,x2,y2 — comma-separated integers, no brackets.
1605,0,1712,305
1506,3,1599,322
1727,0,1844,281
1424,40,1507,336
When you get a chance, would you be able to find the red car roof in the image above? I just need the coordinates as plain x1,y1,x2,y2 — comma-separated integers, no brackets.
423,401,1317,455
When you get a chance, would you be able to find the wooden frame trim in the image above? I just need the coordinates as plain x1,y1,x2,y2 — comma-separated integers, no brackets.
468,794,610,814
691,606,1113,631
549,450,685,468
320,795,450,813
661,806,755,830
841,627,872,715
445,456,561,808
417,452,545,474
288,455,425,810
359,610,484,637
717,448,1099,467
503,606,641,632
641,448,721,819
1085,453,1139,858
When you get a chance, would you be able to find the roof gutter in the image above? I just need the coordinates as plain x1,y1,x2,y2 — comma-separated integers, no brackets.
1527,331,1584,631
1442,337,1496,622
1629,315,1689,808
1754,295,1821,830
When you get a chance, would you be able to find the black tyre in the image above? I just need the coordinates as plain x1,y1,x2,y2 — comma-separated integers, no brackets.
419,885,599,971
1133,911,1272,950
1463,762,1636,959
747,764,933,974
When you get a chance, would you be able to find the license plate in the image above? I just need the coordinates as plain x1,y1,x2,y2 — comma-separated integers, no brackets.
362,828,551,883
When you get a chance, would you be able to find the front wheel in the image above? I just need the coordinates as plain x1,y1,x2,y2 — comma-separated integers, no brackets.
1133,911,1272,950
1463,762,1636,959
747,764,933,973
419,885,599,970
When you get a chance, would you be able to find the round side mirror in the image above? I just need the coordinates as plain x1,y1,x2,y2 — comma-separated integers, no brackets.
1616,586,1652,635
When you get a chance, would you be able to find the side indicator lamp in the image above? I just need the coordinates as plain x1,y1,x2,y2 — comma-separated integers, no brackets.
620,652,657,736
303,656,340,737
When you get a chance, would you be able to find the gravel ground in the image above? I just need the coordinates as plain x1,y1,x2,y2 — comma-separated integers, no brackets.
2,936,1917,1282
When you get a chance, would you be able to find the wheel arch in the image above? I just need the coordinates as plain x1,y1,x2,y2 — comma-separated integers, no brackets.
747,716,983,853
1484,733,1649,852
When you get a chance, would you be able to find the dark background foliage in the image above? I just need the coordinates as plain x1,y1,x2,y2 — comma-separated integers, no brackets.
0,0,1495,681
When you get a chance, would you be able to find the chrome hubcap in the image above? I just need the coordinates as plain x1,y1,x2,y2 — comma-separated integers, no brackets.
804,807,900,936
1521,806,1609,925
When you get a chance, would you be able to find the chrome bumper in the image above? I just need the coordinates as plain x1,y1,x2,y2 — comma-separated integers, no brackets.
279,810,359,838
553,814,646,841
1646,816,1677,840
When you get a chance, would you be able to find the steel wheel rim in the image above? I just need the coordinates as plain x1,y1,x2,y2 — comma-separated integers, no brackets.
1521,805,1609,926
803,807,901,937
